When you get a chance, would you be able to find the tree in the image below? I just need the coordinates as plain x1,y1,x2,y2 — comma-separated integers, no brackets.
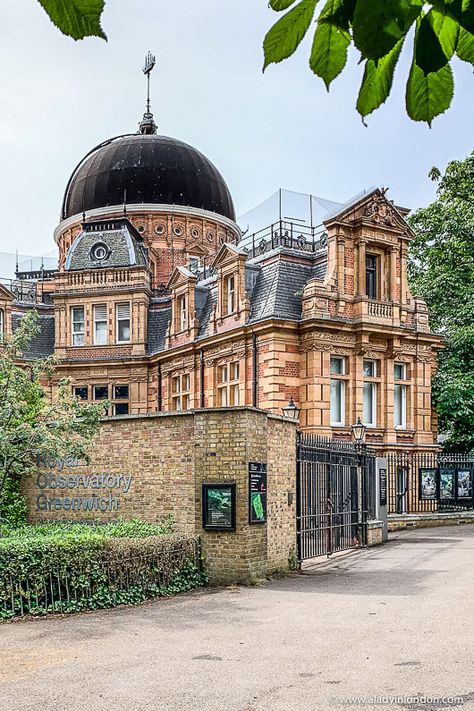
0,311,104,525
34,0,474,126
408,151,474,452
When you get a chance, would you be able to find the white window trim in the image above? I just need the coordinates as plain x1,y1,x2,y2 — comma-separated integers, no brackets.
330,356,346,376
394,362,407,381
330,379,345,426
363,381,377,427
225,274,236,315
71,306,85,347
394,383,407,429
93,304,108,346
116,302,131,344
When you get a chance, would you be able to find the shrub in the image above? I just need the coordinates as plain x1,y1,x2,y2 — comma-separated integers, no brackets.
0,522,205,619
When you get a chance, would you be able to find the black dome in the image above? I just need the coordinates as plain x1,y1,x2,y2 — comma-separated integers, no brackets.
62,134,235,222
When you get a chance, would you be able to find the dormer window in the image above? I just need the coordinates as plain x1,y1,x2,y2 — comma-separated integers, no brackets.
224,274,236,315
90,242,109,262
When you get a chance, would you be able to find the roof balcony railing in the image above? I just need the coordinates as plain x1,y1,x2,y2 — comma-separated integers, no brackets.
237,220,328,260
0,277,39,304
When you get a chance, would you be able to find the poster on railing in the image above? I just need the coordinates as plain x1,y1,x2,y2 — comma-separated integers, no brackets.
439,469,456,500
419,468,438,500
457,470,473,499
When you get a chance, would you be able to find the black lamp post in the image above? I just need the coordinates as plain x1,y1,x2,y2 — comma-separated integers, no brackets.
282,397,301,421
351,417,367,448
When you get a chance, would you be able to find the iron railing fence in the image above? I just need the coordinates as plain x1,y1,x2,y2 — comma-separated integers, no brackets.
296,434,377,560
1,537,202,619
384,451,474,515
238,219,328,260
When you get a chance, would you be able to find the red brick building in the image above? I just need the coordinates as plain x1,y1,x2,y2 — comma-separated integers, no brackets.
0,108,442,450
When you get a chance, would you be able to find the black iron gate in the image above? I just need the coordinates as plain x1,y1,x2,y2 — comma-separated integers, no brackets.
296,434,376,561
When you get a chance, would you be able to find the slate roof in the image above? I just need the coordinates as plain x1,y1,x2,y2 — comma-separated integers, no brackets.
10,245,330,359
65,219,147,271
147,307,171,355
11,312,55,360
249,259,314,323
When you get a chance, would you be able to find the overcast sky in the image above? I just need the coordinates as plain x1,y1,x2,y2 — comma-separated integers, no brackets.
0,0,472,264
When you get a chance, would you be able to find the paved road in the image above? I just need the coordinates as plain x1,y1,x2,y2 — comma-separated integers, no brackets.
2,525,474,711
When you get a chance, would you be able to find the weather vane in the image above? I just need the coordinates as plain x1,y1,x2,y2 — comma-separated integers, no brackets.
143,51,156,115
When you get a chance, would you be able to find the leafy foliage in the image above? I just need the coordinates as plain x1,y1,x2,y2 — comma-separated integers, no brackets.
408,151,474,452
0,527,206,619
31,0,473,124
37,0,106,40
264,0,474,124
0,312,104,525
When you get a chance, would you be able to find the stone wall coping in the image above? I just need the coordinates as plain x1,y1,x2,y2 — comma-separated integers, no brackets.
389,512,474,522
367,519,384,529
101,406,299,426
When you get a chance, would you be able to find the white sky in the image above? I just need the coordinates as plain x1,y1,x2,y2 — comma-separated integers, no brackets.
0,0,472,264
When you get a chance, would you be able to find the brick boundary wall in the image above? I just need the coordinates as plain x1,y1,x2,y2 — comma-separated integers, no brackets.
23,407,298,585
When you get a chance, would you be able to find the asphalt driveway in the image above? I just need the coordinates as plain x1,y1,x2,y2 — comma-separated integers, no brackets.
2,525,474,711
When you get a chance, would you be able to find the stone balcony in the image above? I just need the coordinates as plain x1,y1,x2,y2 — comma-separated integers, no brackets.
353,297,401,325
53,267,151,295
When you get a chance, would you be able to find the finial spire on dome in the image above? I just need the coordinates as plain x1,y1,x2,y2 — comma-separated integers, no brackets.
139,51,157,135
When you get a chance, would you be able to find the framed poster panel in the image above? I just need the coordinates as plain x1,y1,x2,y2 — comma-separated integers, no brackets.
439,469,456,500
202,483,236,531
419,468,438,500
249,462,267,524
457,469,473,499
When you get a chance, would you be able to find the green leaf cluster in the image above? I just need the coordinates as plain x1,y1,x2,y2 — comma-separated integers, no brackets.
408,151,474,452
0,527,206,619
264,0,474,124
0,311,104,525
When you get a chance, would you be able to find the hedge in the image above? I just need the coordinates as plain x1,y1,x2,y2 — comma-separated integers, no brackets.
0,521,206,619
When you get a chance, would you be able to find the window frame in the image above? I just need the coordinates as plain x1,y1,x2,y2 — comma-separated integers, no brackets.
224,274,236,315
176,294,187,332
217,361,240,407
394,383,407,429
330,379,346,426
394,362,407,381
366,253,378,300
93,303,108,346
0,308,4,339
171,373,191,411
71,306,85,347
116,302,131,344
363,381,377,427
